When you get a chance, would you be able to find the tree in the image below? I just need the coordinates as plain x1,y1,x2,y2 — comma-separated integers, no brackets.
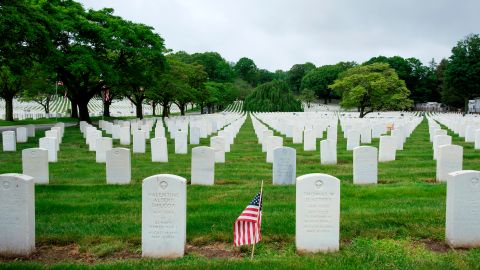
444,34,480,113
20,63,58,114
286,62,316,93
110,15,166,119
364,56,436,103
41,2,117,122
0,0,51,121
191,52,234,82
329,63,412,118
300,88,316,108
234,57,258,85
301,62,356,104
243,80,302,112
256,69,275,86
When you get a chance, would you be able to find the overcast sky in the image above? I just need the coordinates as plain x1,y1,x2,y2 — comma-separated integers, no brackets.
78,0,479,71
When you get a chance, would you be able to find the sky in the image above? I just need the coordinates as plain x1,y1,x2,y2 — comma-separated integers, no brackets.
78,0,480,71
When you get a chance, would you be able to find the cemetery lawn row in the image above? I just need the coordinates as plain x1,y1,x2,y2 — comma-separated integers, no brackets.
1,116,480,269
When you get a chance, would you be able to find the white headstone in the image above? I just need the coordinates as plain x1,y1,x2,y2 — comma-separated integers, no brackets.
303,129,316,151
433,135,452,160
22,148,49,184
39,137,57,162
112,125,121,140
262,130,273,152
378,136,396,162
151,137,168,162
174,131,188,154
446,170,480,248
474,129,480,150
391,129,404,150
16,127,28,143
296,173,340,253
26,125,35,138
292,126,303,144
106,148,131,184
190,127,200,145
155,125,165,138
210,136,225,163
353,146,377,185
0,173,35,256
142,174,186,258
346,130,360,151
119,126,131,145
320,139,337,165
191,146,215,185
273,147,296,185
327,125,337,142
360,127,372,143
88,130,102,152
96,137,113,163
436,145,463,182
2,131,16,152
133,130,146,153
266,136,283,163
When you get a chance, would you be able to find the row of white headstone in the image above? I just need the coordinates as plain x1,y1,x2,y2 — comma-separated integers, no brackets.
2,169,478,257
427,118,464,182
251,112,422,165
271,145,378,185
2,125,36,151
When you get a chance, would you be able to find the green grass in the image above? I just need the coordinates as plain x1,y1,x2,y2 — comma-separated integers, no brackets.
1,115,480,269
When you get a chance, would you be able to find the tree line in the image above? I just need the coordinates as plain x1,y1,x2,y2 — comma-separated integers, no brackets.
1,0,479,121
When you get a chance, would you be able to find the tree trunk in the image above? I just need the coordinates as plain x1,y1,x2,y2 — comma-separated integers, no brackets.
359,106,365,118
152,102,157,116
103,101,111,117
77,101,91,123
5,97,14,121
70,99,78,118
180,104,186,116
135,102,143,119
45,97,50,114
162,104,169,118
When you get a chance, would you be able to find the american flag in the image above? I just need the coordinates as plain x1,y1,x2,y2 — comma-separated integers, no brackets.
234,192,262,247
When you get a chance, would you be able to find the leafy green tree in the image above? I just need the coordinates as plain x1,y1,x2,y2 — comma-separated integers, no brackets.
111,17,166,119
39,2,117,122
444,34,480,113
244,80,302,112
300,89,316,108
286,62,316,93
234,57,258,85
232,79,254,100
20,63,58,114
0,0,51,121
364,56,437,103
301,62,356,104
329,63,412,118
191,52,234,82
256,69,275,85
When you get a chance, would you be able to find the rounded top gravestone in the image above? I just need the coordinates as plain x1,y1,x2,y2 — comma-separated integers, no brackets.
142,174,186,258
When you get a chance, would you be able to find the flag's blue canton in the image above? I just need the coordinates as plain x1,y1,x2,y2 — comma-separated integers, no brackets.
250,193,262,209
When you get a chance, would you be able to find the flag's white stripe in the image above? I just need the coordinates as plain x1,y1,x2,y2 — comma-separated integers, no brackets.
242,210,259,215
250,223,256,243
238,216,258,222
240,222,244,246
234,222,239,246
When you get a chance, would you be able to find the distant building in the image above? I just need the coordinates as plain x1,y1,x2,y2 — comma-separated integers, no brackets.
415,102,443,112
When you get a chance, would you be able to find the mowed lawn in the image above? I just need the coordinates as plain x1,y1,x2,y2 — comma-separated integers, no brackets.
1,115,480,269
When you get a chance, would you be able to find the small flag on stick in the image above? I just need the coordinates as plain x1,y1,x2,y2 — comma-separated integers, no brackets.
233,182,263,249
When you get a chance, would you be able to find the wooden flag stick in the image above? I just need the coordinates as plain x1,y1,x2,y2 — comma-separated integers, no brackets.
250,180,264,260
